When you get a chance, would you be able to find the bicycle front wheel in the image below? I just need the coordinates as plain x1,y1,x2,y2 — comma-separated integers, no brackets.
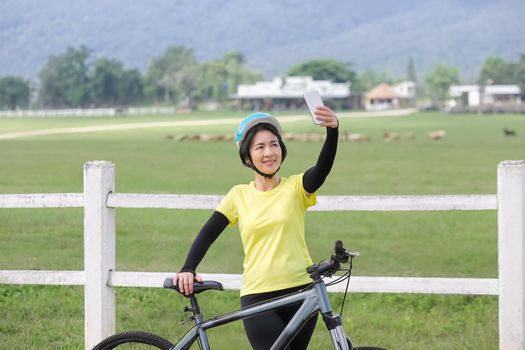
92,331,175,349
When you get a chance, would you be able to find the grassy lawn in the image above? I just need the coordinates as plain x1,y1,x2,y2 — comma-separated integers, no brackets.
0,285,497,349
0,110,523,349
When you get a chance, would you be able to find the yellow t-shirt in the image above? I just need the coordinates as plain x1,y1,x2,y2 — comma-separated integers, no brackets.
216,174,316,296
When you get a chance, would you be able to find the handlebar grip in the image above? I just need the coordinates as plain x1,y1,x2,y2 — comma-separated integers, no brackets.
334,239,348,261
163,277,175,289
316,258,340,277
334,240,344,258
163,277,224,295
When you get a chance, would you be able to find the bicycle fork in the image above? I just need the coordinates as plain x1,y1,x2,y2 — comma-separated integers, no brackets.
313,282,351,350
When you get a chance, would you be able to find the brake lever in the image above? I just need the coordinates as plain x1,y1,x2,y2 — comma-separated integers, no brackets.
347,249,360,257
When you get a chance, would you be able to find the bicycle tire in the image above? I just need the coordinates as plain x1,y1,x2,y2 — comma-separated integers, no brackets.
92,331,175,350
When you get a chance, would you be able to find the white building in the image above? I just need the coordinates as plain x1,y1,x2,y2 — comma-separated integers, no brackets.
364,81,416,111
448,84,522,108
392,81,416,99
230,76,352,110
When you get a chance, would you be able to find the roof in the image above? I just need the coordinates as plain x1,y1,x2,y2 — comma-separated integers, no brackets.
449,84,521,97
366,83,397,100
449,85,480,97
485,85,521,95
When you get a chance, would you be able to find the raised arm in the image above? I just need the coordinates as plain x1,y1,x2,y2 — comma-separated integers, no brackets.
174,210,229,295
302,106,339,194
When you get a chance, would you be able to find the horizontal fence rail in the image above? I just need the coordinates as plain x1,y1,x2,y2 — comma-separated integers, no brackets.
0,106,177,118
107,272,499,296
0,160,524,349
0,193,497,211
0,270,85,285
106,193,498,211
0,270,499,296
0,193,84,208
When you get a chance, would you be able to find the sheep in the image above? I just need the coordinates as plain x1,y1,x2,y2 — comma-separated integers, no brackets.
383,131,400,142
345,132,370,142
427,130,446,140
503,128,516,137
402,132,415,140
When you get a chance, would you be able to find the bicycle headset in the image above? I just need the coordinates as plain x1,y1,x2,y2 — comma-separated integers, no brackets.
236,113,287,179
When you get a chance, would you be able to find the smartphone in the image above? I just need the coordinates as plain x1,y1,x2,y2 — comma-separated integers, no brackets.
303,90,324,125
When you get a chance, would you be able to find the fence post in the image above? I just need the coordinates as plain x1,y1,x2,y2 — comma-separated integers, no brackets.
498,160,525,350
84,161,116,349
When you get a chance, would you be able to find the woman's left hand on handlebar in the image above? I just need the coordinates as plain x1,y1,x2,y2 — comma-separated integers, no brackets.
314,106,339,128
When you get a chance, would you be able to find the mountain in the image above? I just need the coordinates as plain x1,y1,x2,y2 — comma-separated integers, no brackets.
1,0,524,82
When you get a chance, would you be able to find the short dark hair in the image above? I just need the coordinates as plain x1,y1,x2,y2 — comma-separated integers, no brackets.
238,123,287,168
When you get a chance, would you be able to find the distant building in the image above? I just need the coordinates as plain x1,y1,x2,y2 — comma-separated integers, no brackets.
230,76,352,110
364,81,416,111
448,84,522,108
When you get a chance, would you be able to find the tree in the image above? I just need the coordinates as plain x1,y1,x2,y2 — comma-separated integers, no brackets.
515,54,525,92
38,46,91,107
223,51,245,65
288,59,357,83
90,58,124,106
144,45,197,104
477,54,525,92
184,53,260,105
118,69,144,105
356,69,389,93
216,51,261,99
424,63,459,101
192,61,227,103
145,47,261,106
478,56,513,85
176,64,203,107
406,57,417,83
221,51,260,97
0,76,30,110
88,58,144,106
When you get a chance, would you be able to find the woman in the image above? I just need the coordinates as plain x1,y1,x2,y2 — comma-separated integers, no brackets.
174,106,339,349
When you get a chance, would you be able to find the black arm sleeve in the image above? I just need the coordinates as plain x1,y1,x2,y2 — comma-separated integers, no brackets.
180,211,229,274
302,127,339,193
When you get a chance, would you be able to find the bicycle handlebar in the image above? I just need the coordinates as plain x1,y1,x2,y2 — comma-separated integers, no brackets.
163,278,223,296
334,240,360,261
307,240,359,278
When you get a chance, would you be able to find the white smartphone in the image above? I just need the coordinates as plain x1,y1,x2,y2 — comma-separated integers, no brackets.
303,90,324,125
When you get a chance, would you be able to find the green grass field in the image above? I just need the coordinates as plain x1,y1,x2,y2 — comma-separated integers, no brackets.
1,110,524,349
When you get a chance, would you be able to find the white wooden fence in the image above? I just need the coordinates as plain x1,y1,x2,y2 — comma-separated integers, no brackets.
0,106,176,118
0,160,524,349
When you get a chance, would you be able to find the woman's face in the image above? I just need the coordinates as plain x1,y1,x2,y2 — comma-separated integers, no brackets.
248,129,282,175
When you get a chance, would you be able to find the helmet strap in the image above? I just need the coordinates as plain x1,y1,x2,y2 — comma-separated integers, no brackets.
245,156,280,179
253,164,280,179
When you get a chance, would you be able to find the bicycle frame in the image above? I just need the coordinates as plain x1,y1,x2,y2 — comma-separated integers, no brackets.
171,279,350,350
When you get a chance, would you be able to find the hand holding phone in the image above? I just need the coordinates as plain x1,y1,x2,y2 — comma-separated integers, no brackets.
303,90,324,125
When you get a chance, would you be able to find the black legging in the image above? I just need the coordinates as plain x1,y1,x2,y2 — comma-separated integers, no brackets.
240,285,318,350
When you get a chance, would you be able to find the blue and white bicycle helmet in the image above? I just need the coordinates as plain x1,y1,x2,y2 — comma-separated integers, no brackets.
235,113,282,148
235,112,287,178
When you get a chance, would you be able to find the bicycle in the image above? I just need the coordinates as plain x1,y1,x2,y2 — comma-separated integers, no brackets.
93,240,387,350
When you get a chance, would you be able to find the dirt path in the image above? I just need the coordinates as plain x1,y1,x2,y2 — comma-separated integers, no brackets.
0,108,417,140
